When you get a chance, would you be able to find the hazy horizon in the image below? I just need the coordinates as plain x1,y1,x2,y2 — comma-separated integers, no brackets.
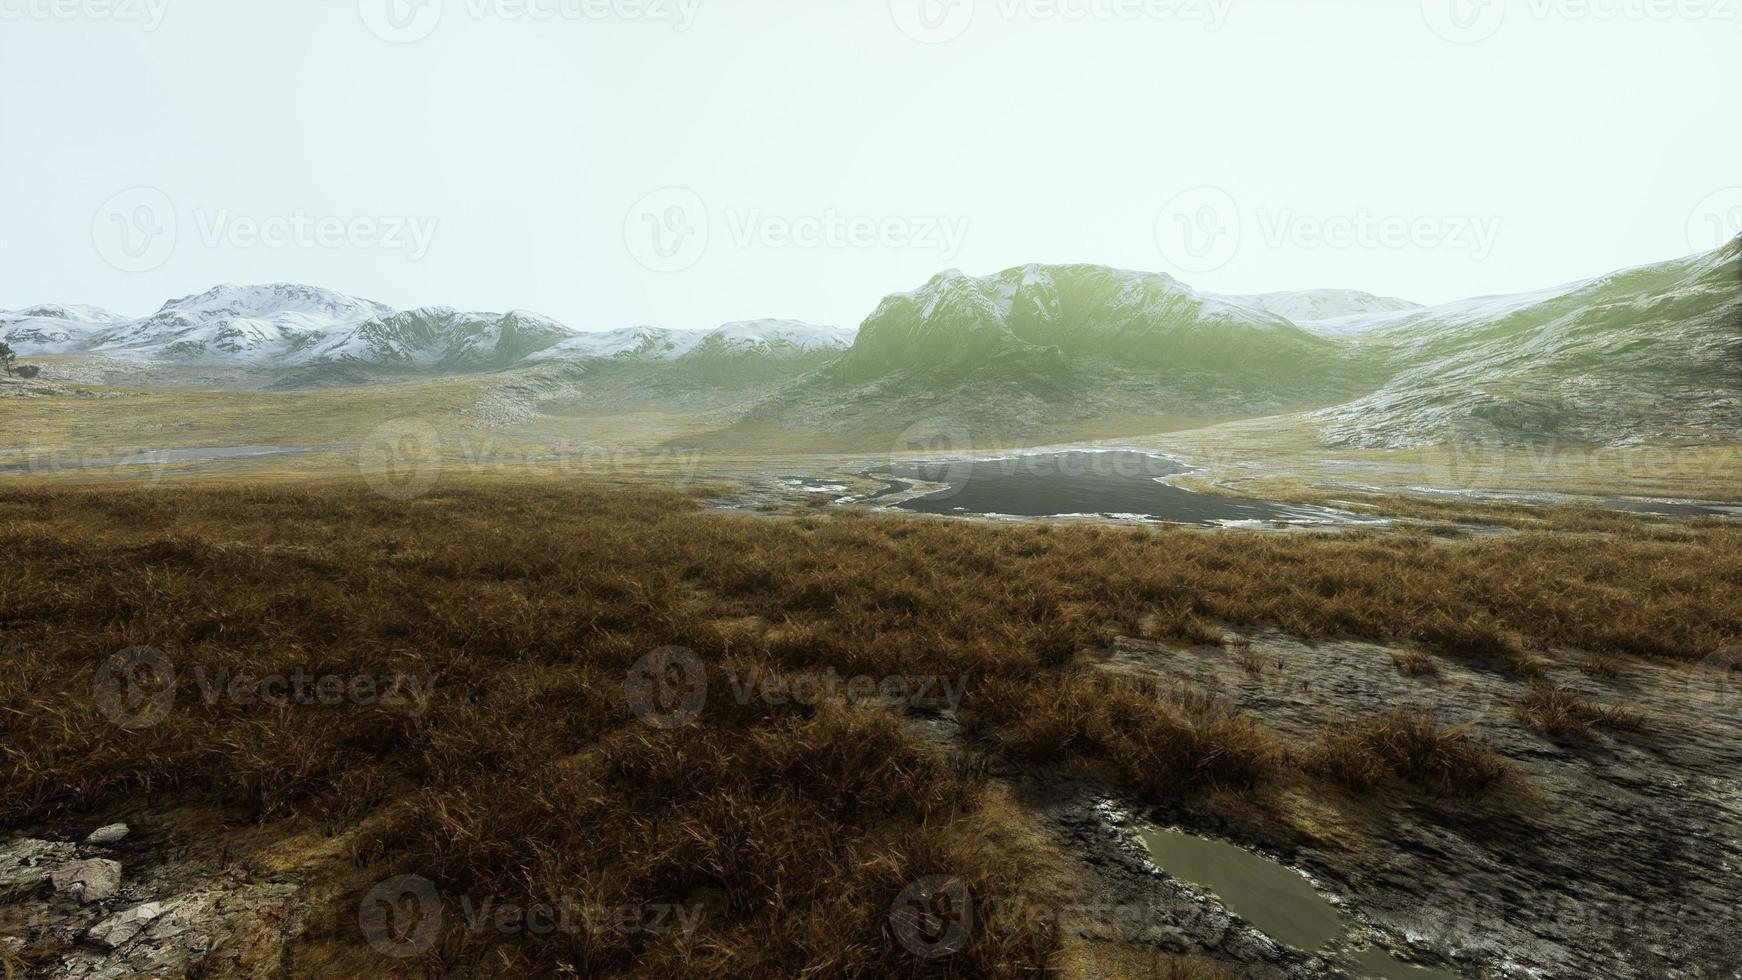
4,0,1739,331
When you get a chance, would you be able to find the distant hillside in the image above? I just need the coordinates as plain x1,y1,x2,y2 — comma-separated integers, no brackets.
719,264,1378,446
8,241,1737,450
836,264,1340,382
1317,235,1742,447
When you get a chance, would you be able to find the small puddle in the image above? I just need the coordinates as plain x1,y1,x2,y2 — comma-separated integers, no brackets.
1137,826,1459,980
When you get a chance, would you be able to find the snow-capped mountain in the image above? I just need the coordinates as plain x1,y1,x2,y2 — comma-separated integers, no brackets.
1218,288,1421,327
0,284,849,380
0,304,130,354
87,285,396,365
307,307,576,372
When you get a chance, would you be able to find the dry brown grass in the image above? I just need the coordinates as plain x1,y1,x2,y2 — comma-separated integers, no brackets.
1515,684,1643,737
962,673,1284,796
0,478,1734,973
1309,709,1511,798
1389,650,1440,676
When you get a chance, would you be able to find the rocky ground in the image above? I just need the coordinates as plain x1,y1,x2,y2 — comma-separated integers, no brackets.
1082,630,1742,979
0,812,324,978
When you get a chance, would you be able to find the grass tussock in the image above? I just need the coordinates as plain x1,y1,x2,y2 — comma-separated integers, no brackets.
1389,650,1440,676
0,479,1733,972
1310,709,1511,798
1515,684,1643,738
961,673,1284,796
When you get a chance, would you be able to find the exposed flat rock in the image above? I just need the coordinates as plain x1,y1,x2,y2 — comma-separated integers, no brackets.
86,901,166,950
1100,629,1742,979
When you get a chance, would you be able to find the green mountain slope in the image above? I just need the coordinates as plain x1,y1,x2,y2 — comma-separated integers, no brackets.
1318,235,1742,447
726,264,1377,446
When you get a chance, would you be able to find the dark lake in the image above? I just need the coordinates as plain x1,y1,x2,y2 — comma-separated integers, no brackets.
864,450,1358,527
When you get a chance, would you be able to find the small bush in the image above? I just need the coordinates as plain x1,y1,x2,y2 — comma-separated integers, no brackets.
1311,709,1509,797
1516,684,1642,737
1390,650,1440,676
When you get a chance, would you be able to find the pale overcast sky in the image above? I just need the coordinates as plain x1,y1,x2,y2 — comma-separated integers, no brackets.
2,0,1738,329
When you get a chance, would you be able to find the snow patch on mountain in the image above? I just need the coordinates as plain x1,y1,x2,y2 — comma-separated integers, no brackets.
1218,288,1421,328
530,320,853,364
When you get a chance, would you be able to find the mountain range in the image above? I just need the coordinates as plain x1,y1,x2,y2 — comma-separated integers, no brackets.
5,235,1737,447
0,284,854,382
